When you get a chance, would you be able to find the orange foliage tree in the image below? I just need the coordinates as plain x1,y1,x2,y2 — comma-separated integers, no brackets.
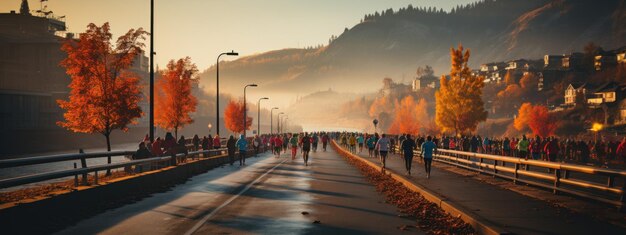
388,96,429,135
528,105,558,138
435,44,487,135
224,100,253,134
155,57,198,138
58,23,146,174
513,102,533,131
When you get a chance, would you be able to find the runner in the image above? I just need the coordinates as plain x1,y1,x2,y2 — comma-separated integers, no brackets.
366,134,376,158
349,134,357,153
420,136,437,179
321,133,329,152
289,133,299,160
283,134,289,154
312,133,319,152
235,134,248,166
301,132,312,166
401,134,416,175
274,135,283,158
375,134,390,172
357,134,364,154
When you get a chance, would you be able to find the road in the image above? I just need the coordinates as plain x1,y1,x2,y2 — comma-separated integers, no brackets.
56,148,422,234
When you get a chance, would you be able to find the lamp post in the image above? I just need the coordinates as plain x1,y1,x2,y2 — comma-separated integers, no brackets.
243,84,258,137
215,50,238,136
277,112,284,134
279,114,288,134
208,123,212,135
149,0,155,142
283,117,289,133
270,107,278,135
257,97,269,135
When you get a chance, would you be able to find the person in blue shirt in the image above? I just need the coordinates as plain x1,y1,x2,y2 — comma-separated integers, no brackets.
236,134,248,166
420,136,437,179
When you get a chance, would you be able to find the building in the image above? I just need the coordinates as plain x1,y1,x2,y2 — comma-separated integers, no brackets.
594,53,617,71
564,83,594,107
412,74,438,91
544,55,564,69
586,82,623,107
562,53,584,70
0,1,69,131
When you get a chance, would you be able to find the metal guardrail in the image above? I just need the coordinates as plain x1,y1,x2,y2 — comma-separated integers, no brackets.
0,148,229,189
389,145,626,209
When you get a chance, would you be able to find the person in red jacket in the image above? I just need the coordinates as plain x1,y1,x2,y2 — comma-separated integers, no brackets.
274,135,283,157
544,137,560,162
213,135,221,149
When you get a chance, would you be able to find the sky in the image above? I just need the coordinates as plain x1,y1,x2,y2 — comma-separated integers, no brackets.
1,0,477,70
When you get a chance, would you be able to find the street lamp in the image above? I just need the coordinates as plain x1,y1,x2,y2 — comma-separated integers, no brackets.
279,114,288,134
257,97,269,135
270,107,278,135
283,117,289,133
243,84,258,137
215,50,239,136
208,123,212,134
277,112,285,134
149,0,155,142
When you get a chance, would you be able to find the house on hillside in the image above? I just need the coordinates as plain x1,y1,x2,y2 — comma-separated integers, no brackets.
594,53,617,71
586,82,624,107
544,55,564,69
564,83,594,107
480,62,507,83
562,53,584,70
617,51,626,64
412,74,438,91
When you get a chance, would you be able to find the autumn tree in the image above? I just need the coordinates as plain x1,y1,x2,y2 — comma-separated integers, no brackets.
388,96,429,135
513,103,558,138
155,57,198,138
435,44,487,135
528,105,558,138
224,100,253,134
58,23,146,175
513,102,533,131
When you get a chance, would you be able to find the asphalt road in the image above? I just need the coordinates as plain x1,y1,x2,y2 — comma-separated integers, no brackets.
56,148,422,235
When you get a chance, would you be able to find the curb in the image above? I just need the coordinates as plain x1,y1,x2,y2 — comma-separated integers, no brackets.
331,140,510,235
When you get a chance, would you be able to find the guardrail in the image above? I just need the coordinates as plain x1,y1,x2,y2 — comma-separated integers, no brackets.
390,145,626,209
0,148,228,190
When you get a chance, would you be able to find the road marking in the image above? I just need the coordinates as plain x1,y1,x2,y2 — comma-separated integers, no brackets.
184,159,287,235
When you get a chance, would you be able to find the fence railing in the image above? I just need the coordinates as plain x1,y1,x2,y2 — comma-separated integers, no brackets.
389,145,626,209
0,148,228,190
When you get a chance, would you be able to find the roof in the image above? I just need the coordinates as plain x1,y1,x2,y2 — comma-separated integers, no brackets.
592,82,620,93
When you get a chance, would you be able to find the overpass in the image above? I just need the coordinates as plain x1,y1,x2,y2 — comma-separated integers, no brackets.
1,136,625,234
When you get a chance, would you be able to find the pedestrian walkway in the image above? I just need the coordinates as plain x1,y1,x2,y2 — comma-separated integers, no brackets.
347,147,626,235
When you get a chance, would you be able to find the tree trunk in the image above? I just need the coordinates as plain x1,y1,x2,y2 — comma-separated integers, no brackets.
105,132,112,176
175,127,178,140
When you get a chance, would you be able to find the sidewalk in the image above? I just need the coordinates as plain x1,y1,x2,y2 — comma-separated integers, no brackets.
347,148,626,235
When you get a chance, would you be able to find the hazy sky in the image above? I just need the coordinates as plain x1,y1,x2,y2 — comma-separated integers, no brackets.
2,0,476,70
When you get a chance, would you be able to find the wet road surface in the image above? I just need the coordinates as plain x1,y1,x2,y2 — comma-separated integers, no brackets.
56,148,422,235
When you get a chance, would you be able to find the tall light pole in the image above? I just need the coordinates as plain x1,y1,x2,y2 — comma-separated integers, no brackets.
279,114,288,134
270,107,278,135
149,0,155,142
215,50,238,136
257,97,269,135
277,112,284,134
243,84,258,137
283,117,289,133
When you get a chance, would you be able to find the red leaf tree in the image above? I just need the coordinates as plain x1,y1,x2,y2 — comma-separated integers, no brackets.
528,105,558,138
155,57,198,138
58,23,146,174
224,100,253,134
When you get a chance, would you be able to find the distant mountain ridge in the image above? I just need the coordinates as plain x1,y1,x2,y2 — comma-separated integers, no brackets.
198,0,626,96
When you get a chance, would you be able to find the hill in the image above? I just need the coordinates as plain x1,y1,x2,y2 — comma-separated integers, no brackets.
198,0,626,99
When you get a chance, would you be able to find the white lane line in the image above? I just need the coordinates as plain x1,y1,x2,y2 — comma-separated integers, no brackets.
184,159,288,235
